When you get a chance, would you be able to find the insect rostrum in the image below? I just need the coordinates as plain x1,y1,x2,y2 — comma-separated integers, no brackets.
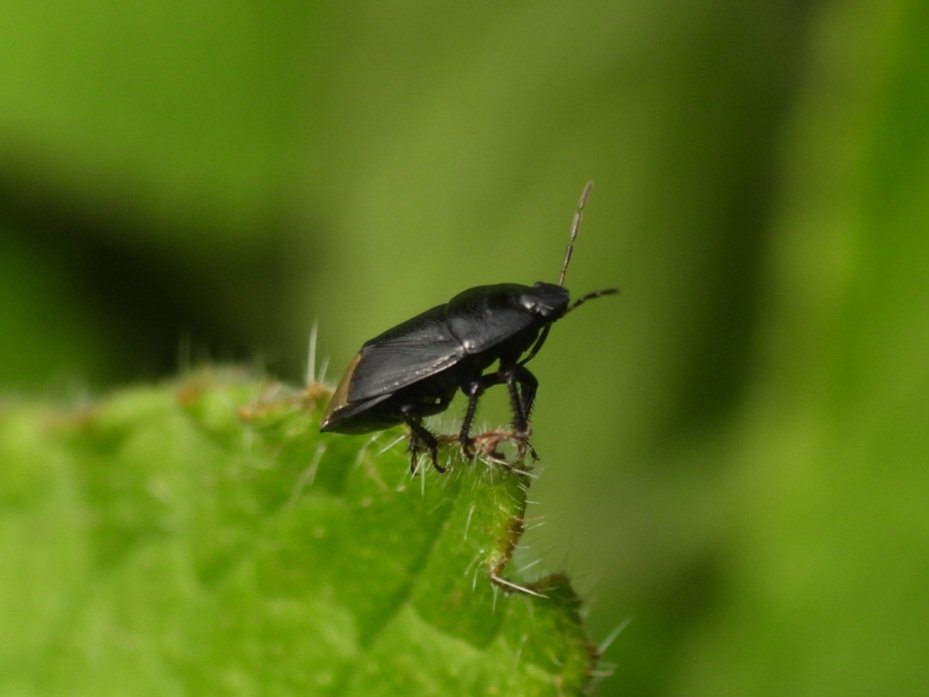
321,182,617,472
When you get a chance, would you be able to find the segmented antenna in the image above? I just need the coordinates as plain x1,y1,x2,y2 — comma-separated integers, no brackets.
559,180,594,287
568,287,619,313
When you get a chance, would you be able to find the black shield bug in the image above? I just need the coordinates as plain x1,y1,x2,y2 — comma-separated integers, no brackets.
321,181,618,472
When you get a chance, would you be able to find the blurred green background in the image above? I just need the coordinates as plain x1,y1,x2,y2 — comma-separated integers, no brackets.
2,1,928,695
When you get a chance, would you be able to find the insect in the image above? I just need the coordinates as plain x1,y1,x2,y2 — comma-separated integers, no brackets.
320,181,618,472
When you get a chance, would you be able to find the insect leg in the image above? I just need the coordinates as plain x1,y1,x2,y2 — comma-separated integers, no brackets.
400,406,444,474
460,373,506,456
504,365,540,460
503,365,538,433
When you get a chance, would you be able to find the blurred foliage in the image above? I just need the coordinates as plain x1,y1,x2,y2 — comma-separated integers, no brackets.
1,1,928,695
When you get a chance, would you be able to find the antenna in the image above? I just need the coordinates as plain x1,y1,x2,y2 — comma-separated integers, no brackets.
567,287,619,314
558,180,594,287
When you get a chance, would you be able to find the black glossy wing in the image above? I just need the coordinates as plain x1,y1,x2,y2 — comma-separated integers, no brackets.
346,304,466,402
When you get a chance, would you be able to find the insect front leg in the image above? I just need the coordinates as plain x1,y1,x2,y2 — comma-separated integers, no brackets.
503,365,538,433
502,365,539,460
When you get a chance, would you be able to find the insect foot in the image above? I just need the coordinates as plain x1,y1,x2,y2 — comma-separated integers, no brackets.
408,435,443,475
469,428,538,466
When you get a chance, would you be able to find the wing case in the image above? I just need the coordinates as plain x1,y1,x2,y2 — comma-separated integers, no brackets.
346,304,465,402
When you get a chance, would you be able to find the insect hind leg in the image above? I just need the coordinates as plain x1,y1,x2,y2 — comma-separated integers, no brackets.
400,407,444,474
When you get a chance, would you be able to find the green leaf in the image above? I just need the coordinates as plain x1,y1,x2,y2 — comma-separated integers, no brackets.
0,369,597,696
